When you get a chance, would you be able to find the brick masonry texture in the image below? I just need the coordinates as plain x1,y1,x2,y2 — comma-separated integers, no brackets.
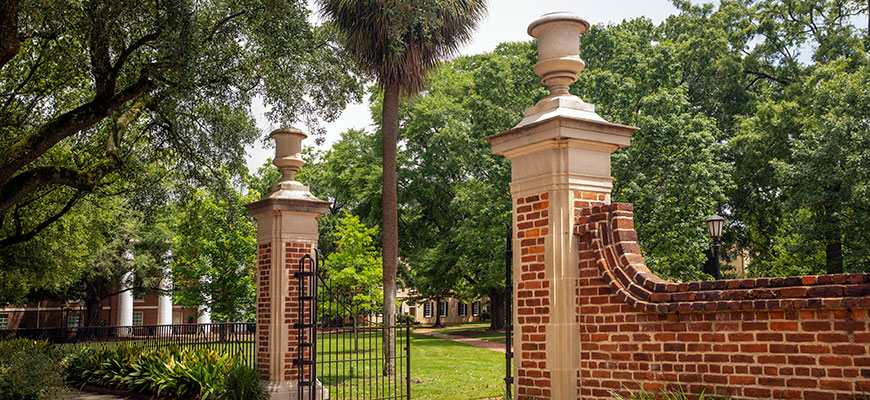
574,203,870,400
516,192,552,399
256,243,271,379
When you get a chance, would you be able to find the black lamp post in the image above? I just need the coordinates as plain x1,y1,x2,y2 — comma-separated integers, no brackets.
705,214,725,280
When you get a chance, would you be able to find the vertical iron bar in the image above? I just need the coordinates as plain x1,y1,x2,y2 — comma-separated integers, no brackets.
311,251,317,400
505,224,514,398
406,322,411,400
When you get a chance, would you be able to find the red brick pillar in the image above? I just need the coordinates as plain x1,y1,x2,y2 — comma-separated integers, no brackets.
245,128,330,399
485,12,638,400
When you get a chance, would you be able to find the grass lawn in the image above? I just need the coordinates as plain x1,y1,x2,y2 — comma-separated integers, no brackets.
409,332,507,400
315,330,506,399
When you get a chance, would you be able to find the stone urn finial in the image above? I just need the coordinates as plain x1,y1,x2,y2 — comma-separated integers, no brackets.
262,127,324,202
271,127,306,184
513,12,603,128
528,12,590,97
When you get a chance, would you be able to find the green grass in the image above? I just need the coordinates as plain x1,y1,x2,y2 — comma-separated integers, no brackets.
409,332,506,400
314,331,505,399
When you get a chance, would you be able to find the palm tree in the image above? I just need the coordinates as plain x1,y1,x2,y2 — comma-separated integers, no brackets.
317,0,487,373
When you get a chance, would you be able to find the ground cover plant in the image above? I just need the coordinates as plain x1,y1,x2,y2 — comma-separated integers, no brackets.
66,346,266,400
0,338,66,400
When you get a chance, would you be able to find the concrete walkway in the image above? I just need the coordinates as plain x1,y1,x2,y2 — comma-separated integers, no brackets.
414,326,508,353
63,390,127,400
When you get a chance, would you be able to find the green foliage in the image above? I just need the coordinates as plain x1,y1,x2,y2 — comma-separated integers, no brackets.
0,0,362,301
214,364,268,400
0,339,65,400
317,0,488,92
172,172,258,322
66,346,237,399
321,213,383,318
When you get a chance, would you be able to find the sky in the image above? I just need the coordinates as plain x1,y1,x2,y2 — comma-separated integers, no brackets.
244,0,704,173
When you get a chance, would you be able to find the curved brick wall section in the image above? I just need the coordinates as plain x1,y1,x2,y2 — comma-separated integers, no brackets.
574,203,870,399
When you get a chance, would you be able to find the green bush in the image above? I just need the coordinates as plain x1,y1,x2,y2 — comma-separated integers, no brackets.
396,313,416,325
67,346,238,399
215,364,267,400
0,338,66,400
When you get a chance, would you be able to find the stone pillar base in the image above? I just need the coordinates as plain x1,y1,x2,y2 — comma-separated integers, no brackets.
266,380,329,400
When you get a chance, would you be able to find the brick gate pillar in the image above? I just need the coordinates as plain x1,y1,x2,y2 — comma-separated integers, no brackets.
485,12,638,400
245,128,331,399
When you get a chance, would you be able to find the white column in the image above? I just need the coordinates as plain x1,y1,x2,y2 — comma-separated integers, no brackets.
198,275,211,332
197,306,211,324
117,270,134,337
157,270,173,326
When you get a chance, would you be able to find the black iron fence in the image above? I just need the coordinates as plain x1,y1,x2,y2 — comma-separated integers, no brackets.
0,322,256,368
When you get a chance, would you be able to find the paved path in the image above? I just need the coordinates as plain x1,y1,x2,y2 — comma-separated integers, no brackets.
414,326,508,353
63,390,127,400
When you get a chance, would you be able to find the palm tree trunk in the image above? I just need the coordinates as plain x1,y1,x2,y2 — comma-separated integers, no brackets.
382,81,400,376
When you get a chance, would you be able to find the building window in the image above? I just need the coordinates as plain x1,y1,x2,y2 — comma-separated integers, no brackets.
0,314,8,330
67,313,82,328
423,302,433,318
439,301,448,317
132,312,144,326
458,302,467,317
472,301,481,316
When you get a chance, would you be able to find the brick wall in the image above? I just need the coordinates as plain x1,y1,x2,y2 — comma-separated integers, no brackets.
515,192,552,398
574,203,870,400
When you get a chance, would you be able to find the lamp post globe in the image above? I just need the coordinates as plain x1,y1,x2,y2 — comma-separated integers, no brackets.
705,214,726,280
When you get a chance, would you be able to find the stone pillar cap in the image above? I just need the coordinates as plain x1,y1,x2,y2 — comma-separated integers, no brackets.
527,12,590,36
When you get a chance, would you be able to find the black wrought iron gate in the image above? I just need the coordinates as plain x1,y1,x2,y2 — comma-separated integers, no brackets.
296,253,411,400
505,225,514,398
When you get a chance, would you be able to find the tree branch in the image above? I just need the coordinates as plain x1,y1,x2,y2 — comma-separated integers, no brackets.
109,32,160,87
0,72,155,189
743,69,791,85
205,10,247,43
0,166,105,217
0,190,84,248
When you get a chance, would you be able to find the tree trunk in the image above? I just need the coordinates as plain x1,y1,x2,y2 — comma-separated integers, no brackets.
0,0,19,71
433,298,443,328
824,204,843,274
489,289,506,330
826,232,843,274
84,297,102,328
353,314,359,353
381,81,400,376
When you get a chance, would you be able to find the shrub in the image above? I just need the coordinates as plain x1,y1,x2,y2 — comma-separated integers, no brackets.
215,364,267,400
67,346,237,399
0,338,66,400
396,314,415,325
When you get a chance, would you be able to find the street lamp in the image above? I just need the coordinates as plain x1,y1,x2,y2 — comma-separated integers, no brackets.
705,214,726,280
